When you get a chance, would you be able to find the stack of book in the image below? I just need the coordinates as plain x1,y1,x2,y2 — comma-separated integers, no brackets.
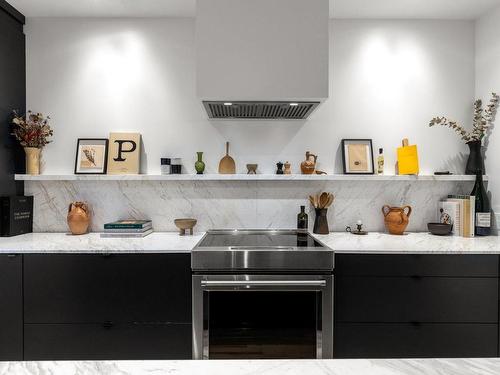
101,220,153,238
438,195,475,237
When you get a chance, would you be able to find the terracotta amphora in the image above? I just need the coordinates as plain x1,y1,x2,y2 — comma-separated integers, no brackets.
67,202,90,235
382,205,412,235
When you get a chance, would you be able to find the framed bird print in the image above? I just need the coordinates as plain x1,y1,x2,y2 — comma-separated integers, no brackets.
74,138,109,174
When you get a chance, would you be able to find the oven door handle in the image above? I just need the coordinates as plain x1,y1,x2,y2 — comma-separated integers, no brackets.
200,280,327,288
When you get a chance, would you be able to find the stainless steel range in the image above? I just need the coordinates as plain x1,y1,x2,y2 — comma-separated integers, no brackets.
192,229,334,360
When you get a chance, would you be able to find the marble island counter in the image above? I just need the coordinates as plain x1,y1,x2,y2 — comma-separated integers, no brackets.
0,231,499,254
1,358,500,375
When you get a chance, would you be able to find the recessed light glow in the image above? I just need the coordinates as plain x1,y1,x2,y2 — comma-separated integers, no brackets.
224,102,233,106
289,103,299,106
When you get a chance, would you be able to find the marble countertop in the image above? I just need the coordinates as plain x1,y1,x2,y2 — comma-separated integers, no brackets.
1,358,500,375
313,232,500,254
0,232,204,253
0,231,500,254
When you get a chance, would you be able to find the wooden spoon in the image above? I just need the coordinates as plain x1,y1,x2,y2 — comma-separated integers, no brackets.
319,192,329,209
309,195,316,208
325,193,334,208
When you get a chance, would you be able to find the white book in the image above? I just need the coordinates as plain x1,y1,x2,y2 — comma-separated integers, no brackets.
469,195,475,238
438,201,461,236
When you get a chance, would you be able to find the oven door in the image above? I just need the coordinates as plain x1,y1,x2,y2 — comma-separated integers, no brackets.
192,274,333,360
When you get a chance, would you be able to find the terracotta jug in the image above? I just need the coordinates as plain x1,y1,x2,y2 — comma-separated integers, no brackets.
382,205,412,235
67,202,90,235
301,151,317,174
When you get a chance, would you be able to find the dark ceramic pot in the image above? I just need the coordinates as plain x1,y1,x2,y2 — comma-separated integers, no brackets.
465,141,485,175
313,208,329,235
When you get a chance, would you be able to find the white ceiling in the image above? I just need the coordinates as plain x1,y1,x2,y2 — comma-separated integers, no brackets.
8,0,500,20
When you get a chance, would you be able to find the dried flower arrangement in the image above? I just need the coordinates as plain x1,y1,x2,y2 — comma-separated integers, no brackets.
429,93,500,143
11,110,53,148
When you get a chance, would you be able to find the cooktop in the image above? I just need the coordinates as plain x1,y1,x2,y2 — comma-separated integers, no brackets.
197,229,324,248
192,230,333,272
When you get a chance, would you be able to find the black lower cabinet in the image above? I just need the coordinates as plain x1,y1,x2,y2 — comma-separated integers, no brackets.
334,254,500,358
335,323,498,358
23,253,192,360
24,323,191,360
0,254,23,360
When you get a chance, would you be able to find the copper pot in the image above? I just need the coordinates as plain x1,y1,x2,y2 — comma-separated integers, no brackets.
67,202,90,235
382,205,412,235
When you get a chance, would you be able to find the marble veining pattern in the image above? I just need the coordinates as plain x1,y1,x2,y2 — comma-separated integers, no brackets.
1,232,500,254
0,232,203,253
25,180,473,233
1,358,500,375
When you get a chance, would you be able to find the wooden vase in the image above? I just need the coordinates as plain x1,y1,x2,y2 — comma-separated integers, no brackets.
24,147,41,175
382,205,412,235
67,202,90,235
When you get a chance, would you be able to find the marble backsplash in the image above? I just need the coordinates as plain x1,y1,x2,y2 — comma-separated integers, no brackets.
26,180,474,233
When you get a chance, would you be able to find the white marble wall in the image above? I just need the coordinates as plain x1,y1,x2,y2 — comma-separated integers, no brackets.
26,180,473,233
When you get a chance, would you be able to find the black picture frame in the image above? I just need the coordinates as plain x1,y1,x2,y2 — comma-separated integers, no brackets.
341,139,375,175
74,138,109,175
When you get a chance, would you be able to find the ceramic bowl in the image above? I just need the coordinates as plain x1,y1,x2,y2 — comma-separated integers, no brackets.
174,218,197,236
246,164,258,174
427,223,453,236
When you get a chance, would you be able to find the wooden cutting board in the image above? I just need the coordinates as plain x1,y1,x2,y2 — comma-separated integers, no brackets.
397,138,419,175
218,142,236,174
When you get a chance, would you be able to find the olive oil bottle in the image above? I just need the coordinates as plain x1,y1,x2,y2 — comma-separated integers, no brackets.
297,206,308,232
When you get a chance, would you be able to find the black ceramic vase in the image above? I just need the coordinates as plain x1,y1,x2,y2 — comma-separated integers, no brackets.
465,140,485,175
313,208,329,235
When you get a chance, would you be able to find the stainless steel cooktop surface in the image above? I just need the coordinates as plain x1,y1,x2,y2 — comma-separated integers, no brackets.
192,230,334,272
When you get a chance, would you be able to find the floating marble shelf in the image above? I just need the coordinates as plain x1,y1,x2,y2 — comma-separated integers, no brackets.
15,174,485,182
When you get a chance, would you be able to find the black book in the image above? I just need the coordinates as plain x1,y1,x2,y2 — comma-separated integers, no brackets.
0,196,34,237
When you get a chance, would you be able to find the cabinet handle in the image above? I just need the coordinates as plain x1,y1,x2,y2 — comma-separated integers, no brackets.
7,254,17,258
102,321,114,329
410,275,422,280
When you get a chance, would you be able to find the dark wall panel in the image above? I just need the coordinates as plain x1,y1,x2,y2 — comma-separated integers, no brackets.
0,2,25,196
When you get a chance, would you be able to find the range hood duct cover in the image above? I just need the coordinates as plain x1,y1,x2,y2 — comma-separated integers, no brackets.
203,101,320,120
196,0,329,120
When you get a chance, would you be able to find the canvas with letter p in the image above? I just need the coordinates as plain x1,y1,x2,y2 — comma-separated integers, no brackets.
107,133,141,175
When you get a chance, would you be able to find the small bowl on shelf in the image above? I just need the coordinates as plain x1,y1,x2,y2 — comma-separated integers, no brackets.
427,223,453,236
174,218,197,236
246,164,258,174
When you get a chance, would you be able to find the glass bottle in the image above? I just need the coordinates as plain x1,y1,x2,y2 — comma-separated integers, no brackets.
471,170,491,236
377,148,384,175
297,206,308,231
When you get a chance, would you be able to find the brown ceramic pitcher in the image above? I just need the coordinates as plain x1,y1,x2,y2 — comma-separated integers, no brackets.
301,151,317,174
67,202,90,235
382,205,412,235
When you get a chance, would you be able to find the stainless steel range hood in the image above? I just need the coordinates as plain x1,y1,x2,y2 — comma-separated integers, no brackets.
196,0,329,120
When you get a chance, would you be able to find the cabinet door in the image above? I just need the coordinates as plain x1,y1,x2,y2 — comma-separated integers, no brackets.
335,254,499,277
336,276,498,323
24,254,191,324
335,323,498,358
0,5,25,195
0,254,23,360
24,323,191,360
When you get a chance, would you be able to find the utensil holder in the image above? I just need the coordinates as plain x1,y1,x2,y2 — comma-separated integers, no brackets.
313,208,329,235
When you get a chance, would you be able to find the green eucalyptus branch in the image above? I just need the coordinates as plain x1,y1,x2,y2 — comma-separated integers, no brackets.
429,93,499,143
